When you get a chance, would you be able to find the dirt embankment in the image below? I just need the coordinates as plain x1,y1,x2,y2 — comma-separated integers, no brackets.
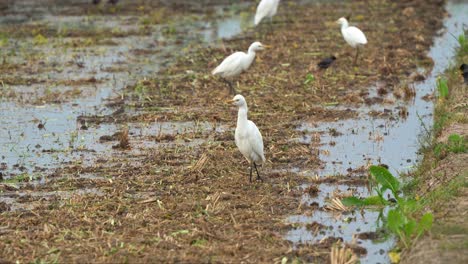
402,33,467,264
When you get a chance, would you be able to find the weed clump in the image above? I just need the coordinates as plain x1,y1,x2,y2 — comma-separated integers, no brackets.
113,127,131,149
342,166,433,248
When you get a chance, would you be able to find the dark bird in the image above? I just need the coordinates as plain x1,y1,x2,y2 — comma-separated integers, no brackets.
460,63,468,84
92,0,101,4
317,55,337,69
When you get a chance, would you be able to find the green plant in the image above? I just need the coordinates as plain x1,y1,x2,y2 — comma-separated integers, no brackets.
458,33,468,53
386,209,433,248
434,133,466,158
447,134,466,153
304,73,315,85
436,77,448,99
342,166,399,206
134,81,149,101
341,166,433,248
33,34,48,45
2,173,39,183
0,33,8,47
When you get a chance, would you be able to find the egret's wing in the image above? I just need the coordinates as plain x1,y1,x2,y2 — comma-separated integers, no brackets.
254,0,270,26
347,26,367,44
247,120,265,162
212,52,244,75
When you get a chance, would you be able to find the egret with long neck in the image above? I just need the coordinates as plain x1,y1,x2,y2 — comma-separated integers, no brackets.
212,42,266,94
227,94,265,182
254,0,281,27
336,17,367,65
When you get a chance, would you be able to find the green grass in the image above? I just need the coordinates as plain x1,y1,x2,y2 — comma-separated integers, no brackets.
419,174,465,209
1,173,37,183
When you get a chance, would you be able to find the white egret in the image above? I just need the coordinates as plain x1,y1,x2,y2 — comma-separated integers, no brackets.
254,0,280,26
336,17,367,64
212,42,266,94
227,94,265,182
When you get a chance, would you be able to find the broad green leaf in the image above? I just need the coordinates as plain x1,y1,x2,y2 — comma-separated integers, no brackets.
370,165,400,197
342,196,386,207
363,196,387,206
397,198,418,214
437,78,449,98
417,213,433,236
403,220,416,237
386,209,404,233
341,197,367,206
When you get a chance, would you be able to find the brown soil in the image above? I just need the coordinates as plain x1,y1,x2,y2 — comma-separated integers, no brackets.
0,0,447,263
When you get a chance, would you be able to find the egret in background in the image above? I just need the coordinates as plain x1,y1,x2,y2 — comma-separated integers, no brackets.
227,94,265,182
212,42,266,94
336,17,367,65
255,0,280,27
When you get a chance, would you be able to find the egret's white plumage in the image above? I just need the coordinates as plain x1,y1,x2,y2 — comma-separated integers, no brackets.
212,42,265,78
337,17,367,48
254,0,280,26
229,94,265,182
337,17,367,64
212,42,265,93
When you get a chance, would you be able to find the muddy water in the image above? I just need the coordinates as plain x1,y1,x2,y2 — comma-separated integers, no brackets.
287,1,468,263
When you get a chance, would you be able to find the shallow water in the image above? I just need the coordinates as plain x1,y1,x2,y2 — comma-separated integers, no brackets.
286,1,468,263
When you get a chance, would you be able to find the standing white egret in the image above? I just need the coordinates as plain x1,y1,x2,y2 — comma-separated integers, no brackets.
212,42,266,94
254,0,280,26
336,17,367,64
227,94,265,182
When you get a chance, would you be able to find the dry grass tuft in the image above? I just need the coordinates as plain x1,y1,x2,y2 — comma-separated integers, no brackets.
324,198,348,212
330,242,359,264
113,127,130,149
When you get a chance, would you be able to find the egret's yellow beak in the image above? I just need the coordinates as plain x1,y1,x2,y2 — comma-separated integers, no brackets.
335,19,341,24
225,99,235,104
263,45,271,49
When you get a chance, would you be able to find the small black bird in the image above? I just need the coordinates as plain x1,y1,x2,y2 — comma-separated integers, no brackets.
460,63,468,84
317,55,337,69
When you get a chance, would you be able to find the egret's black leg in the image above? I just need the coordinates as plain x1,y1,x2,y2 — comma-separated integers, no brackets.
268,17,273,33
229,81,237,95
249,164,253,183
254,162,263,182
223,78,236,94
354,47,359,65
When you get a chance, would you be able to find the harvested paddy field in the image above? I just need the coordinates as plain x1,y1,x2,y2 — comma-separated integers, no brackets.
1,0,461,263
